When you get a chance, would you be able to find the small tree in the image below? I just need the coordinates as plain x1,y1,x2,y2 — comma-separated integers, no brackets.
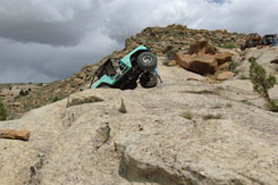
53,96,60,102
249,58,276,102
0,100,7,121
19,89,29,96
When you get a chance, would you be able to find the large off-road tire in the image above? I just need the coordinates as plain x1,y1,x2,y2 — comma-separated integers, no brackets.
137,52,157,71
139,72,158,88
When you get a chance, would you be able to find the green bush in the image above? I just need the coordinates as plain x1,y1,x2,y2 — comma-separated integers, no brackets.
19,89,29,96
249,58,276,101
268,100,278,112
0,100,7,121
180,111,193,120
53,96,60,102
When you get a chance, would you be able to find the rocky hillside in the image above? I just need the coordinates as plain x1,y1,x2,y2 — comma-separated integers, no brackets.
0,24,248,119
125,24,247,55
1,55,278,184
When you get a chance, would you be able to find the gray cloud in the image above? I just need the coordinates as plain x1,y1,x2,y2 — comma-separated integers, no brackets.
0,0,278,83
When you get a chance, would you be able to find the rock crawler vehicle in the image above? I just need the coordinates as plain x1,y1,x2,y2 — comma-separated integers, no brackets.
90,45,158,90
262,34,278,46
241,33,263,50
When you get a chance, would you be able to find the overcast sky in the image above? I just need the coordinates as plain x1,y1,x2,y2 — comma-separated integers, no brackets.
0,0,278,83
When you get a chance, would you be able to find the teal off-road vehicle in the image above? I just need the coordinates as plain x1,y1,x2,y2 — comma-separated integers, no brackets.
90,45,158,90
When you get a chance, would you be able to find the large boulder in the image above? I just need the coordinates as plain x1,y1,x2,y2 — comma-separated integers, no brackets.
176,40,233,76
176,53,218,74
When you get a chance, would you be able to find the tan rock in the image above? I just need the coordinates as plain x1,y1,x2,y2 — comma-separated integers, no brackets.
176,52,218,74
217,71,235,80
188,39,218,55
215,52,233,65
165,60,177,66
0,129,31,141
67,90,104,107
75,72,86,79
218,62,230,70
74,78,84,85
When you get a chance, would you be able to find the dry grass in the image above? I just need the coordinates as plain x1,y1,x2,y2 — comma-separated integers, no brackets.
180,111,193,120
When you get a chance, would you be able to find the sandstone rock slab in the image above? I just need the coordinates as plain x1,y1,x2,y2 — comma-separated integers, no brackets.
0,129,31,141
217,71,235,81
176,53,218,74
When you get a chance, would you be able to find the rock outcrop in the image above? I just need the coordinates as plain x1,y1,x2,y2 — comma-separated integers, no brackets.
0,60,277,185
236,46,278,79
1,25,248,119
175,40,233,75
176,53,219,74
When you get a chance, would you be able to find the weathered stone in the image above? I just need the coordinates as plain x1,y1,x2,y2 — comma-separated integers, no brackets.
218,62,230,71
118,98,127,114
236,46,278,78
165,60,177,66
176,52,218,74
0,68,278,185
74,78,84,85
217,71,235,80
67,94,104,108
214,52,233,65
0,129,31,141
188,39,218,55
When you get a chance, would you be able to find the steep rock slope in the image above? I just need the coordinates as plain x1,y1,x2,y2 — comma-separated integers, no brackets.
0,60,277,185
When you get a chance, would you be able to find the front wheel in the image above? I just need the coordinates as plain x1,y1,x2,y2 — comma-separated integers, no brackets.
139,72,158,88
137,52,157,71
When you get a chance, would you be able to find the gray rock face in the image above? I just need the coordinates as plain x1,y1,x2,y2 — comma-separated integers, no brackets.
0,62,278,185
237,46,278,79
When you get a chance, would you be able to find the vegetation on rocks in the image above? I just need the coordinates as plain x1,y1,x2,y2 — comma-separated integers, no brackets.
249,58,276,101
180,111,193,120
249,58,278,111
203,113,222,120
0,99,7,121
19,89,31,96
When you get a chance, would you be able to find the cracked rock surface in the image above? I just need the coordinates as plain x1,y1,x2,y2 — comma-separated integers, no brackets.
0,59,278,185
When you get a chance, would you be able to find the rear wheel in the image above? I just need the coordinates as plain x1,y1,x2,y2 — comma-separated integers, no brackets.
140,72,158,88
137,52,157,71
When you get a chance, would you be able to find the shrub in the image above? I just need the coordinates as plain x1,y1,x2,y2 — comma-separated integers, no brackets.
203,114,222,120
53,96,60,102
19,89,29,96
268,100,278,112
229,60,240,74
180,111,193,120
249,58,276,102
0,100,7,121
